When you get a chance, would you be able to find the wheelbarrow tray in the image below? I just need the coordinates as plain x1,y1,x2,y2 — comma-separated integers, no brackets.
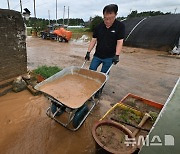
34,66,107,109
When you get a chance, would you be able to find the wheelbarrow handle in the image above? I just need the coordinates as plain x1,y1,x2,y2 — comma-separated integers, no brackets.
81,60,87,68
105,64,113,75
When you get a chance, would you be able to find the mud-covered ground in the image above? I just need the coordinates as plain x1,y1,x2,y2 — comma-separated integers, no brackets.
27,36,180,104
0,36,179,154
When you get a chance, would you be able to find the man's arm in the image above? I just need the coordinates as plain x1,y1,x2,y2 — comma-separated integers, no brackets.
116,39,124,55
85,38,97,60
88,38,97,52
112,39,124,64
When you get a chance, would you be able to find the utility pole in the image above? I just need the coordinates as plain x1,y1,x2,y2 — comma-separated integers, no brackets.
20,0,22,13
63,6,65,26
56,0,57,24
174,8,177,14
34,0,36,18
48,10,51,25
67,6,69,26
7,0,10,9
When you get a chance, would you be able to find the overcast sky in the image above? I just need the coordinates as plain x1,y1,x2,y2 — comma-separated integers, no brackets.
1,0,180,21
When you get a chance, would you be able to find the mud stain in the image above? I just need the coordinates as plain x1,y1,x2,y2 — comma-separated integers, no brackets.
39,74,102,108
0,90,111,154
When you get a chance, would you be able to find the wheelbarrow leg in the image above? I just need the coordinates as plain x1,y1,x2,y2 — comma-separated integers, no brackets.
51,103,65,116
49,100,66,116
46,96,97,131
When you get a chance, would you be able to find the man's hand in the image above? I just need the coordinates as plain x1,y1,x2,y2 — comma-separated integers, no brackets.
85,51,90,61
112,55,119,65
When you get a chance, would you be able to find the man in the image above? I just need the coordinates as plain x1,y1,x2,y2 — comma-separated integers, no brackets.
85,4,125,97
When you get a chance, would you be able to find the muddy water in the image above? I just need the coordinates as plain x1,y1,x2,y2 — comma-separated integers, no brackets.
0,90,111,153
39,74,101,108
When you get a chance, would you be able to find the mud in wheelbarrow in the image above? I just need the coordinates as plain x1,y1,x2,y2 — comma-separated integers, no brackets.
34,66,109,131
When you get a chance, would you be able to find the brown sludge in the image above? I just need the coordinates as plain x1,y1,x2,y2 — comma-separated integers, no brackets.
39,74,102,108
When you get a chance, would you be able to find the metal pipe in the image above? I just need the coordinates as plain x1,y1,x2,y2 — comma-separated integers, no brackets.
81,61,87,68
7,0,10,9
48,10,50,25
34,0,36,17
20,0,22,13
63,6,65,26
105,64,113,75
67,6,70,26
125,17,147,41
56,0,57,24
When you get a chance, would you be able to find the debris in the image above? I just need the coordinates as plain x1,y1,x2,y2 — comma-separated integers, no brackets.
26,85,41,96
79,35,89,41
12,76,27,92
169,46,180,55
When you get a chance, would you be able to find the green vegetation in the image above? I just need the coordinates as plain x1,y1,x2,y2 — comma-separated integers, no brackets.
68,28,90,33
26,27,32,36
127,10,171,18
115,108,142,124
25,17,85,32
149,111,158,124
89,16,103,31
33,65,61,79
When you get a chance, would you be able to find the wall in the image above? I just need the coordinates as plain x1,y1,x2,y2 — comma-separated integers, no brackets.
0,9,27,82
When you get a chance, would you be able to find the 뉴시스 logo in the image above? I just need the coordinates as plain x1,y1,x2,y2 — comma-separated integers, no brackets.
124,135,175,146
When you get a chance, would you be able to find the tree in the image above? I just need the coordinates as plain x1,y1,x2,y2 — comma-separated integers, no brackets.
127,10,138,18
89,16,103,31
127,10,171,18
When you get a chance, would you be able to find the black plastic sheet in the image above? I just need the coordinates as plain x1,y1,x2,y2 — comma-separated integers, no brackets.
122,14,180,51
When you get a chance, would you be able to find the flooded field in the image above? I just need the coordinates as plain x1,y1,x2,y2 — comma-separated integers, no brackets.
0,36,179,153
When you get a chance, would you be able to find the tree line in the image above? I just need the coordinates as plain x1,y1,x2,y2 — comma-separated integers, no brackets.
25,18,84,31
25,10,171,32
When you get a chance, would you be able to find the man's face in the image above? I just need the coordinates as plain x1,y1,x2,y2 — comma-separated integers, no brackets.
103,12,116,28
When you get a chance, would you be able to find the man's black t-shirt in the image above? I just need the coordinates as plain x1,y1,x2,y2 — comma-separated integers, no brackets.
93,20,125,59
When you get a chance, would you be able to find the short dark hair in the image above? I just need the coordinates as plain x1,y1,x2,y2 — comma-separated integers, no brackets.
103,4,118,14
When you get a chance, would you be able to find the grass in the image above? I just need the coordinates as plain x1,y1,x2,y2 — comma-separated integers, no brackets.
116,108,142,124
33,65,61,79
67,28,90,33
26,28,32,36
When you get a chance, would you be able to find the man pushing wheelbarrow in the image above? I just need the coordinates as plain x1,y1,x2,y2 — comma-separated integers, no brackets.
34,4,125,131
85,4,125,98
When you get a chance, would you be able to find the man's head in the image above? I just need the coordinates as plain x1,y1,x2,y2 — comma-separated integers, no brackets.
103,4,118,28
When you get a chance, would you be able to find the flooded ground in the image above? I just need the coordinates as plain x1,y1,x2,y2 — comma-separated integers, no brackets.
27,36,180,103
0,36,180,153
0,90,110,154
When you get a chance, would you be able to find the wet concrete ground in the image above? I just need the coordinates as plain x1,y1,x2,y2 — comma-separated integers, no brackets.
0,36,179,153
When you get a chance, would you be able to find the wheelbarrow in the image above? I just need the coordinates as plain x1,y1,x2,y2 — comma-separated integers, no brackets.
34,61,112,131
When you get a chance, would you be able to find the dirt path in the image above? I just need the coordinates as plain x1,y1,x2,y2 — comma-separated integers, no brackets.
0,36,179,154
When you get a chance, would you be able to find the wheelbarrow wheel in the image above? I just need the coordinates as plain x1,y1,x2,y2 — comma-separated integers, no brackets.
72,104,89,128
